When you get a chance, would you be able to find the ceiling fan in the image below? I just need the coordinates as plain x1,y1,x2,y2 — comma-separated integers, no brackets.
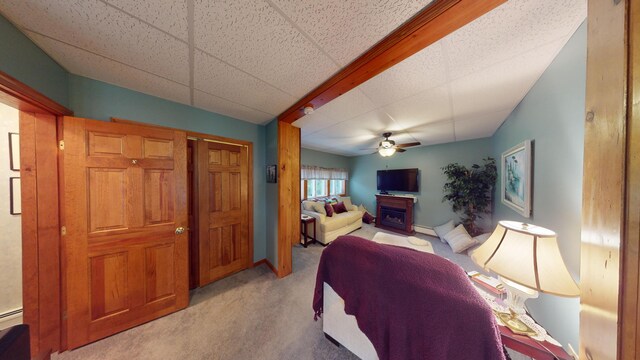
376,132,421,157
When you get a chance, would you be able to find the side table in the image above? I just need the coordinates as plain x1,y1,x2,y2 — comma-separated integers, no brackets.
472,282,573,360
300,215,316,247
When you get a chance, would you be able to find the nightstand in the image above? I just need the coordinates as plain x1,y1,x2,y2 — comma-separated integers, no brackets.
472,282,573,360
300,215,316,247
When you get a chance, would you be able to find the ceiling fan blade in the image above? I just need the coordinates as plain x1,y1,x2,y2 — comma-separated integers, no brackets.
396,148,407,153
396,142,421,148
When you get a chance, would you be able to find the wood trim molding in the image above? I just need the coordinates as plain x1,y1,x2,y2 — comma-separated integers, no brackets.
620,0,640,358
0,70,72,116
253,259,278,276
277,0,505,124
580,0,628,358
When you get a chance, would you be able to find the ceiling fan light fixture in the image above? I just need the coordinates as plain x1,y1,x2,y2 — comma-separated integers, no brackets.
380,139,394,148
378,147,396,157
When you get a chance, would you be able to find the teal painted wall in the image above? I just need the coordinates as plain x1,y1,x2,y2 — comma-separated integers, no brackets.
68,75,268,262
0,14,69,107
349,138,494,230
491,22,586,349
265,120,278,267
301,148,351,169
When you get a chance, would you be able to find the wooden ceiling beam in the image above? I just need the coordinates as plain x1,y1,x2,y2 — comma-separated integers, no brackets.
277,0,506,124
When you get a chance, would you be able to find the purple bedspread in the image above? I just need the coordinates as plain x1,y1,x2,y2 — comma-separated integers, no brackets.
313,235,505,360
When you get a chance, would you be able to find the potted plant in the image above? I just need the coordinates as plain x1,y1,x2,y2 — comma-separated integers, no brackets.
441,158,497,236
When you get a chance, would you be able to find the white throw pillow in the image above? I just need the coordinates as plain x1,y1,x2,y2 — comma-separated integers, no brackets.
311,201,327,215
302,201,315,211
339,196,353,210
443,224,478,254
433,220,455,243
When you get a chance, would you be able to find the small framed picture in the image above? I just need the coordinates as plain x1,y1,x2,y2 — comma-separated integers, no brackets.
10,177,21,215
501,140,532,218
9,132,19,171
266,165,277,183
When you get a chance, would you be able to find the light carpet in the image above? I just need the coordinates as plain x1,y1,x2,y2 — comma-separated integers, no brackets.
53,224,526,360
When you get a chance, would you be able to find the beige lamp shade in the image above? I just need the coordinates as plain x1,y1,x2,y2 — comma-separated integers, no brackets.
471,221,580,297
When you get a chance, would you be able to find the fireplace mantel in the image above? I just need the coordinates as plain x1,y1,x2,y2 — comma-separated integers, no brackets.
375,195,415,235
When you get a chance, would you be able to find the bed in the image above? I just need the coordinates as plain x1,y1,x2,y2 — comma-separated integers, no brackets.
313,234,505,360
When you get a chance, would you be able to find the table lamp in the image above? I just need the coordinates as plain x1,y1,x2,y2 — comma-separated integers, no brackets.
471,221,580,318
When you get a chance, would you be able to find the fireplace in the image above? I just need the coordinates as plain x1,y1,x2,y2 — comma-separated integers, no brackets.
375,195,415,235
380,207,406,230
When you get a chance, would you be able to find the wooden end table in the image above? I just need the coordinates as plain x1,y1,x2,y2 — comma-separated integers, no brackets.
300,215,316,247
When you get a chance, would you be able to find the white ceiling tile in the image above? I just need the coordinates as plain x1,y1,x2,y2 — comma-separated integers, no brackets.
194,50,297,116
454,109,514,141
443,0,586,79
103,0,188,41
0,0,189,84
293,111,340,137
27,31,191,106
316,89,376,123
405,120,455,146
382,85,452,130
194,0,339,98
359,43,448,106
194,90,274,125
268,0,434,66
450,38,567,119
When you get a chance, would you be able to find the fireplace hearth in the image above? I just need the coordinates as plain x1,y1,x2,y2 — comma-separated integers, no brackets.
375,195,415,235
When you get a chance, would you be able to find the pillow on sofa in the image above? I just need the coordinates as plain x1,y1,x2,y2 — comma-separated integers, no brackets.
474,232,491,244
310,201,326,215
333,201,348,214
443,224,478,254
325,203,334,217
302,201,315,211
434,220,455,243
339,196,353,210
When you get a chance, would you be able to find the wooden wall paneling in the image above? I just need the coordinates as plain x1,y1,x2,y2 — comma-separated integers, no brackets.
620,0,640,358
277,121,300,277
19,112,39,355
277,0,505,124
581,0,627,359
19,112,61,357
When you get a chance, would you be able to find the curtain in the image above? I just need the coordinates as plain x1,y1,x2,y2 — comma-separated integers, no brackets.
301,165,349,180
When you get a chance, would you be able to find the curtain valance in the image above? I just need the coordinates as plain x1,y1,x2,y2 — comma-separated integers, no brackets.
301,165,349,180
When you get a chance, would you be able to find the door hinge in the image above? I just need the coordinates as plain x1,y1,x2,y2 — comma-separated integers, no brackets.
61,226,67,236
59,140,65,150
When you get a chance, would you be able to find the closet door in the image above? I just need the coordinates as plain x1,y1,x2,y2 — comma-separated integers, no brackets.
62,117,188,349
197,140,250,285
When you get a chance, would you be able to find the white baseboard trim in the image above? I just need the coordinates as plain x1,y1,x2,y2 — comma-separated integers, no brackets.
413,225,437,237
0,308,23,329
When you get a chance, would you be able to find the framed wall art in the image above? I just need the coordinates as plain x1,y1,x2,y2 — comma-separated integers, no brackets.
9,132,19,171
10,177,21,215
501,140,532,218
266,164,277,183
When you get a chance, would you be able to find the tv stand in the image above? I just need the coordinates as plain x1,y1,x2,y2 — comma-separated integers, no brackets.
375,195,415,235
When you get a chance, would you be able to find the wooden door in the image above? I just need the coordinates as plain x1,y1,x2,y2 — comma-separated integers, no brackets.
62,117,188,349
197,140,250,285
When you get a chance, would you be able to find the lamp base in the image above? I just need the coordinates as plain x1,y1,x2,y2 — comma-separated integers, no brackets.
499,276,539,315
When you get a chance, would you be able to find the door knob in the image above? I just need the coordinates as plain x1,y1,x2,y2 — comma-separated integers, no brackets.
175,227,185,235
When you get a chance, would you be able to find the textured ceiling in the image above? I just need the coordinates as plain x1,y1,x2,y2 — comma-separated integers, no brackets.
0,0,433,124
0,1,586,154
294,0,586,156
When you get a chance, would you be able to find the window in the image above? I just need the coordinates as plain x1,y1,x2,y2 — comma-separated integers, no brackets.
301,165,348,200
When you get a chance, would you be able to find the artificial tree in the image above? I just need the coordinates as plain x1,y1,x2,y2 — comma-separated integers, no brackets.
441,158,497,236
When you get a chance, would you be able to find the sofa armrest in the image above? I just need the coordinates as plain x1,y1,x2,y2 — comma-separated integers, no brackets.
302,210,326,224
348,205,358,212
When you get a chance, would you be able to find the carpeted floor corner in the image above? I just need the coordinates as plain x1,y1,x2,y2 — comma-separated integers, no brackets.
53,224,527,360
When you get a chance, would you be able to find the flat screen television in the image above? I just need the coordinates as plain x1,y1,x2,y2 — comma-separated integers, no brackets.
377,168,419,193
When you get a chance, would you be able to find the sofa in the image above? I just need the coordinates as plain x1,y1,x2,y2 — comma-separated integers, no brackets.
301,197,363,245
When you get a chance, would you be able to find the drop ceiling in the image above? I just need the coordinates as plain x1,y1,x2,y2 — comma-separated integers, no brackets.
0,1,585,155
